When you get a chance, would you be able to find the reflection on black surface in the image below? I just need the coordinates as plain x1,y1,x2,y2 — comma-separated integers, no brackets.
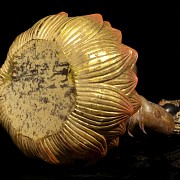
1,129,180,180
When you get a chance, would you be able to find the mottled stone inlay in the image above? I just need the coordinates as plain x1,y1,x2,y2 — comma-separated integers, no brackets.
2,40,75,140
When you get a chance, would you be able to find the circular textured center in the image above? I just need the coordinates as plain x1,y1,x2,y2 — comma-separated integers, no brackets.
2,40,75,140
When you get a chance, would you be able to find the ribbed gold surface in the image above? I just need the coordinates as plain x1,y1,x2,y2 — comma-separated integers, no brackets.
0,12,141,164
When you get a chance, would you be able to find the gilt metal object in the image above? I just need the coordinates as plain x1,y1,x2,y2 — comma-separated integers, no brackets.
0,12,178,165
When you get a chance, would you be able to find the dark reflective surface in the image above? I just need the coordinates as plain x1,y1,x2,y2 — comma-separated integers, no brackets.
1,129,180,180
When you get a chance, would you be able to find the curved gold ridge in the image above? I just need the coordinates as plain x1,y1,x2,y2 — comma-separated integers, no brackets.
0,12,140,164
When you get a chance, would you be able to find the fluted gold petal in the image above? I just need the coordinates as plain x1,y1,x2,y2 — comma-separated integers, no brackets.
56,14,104,56
69,112,119,130
73,83,133,138
102,21,122,44
76,83,133,108
64,119,107,156
105,68,138,96
105,122,127,138
72,45,137,84
128,90,142,113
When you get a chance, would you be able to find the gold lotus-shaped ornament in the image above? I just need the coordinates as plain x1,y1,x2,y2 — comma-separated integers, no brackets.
0,12,177,165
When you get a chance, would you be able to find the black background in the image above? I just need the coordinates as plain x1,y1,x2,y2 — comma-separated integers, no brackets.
0,1,179,179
